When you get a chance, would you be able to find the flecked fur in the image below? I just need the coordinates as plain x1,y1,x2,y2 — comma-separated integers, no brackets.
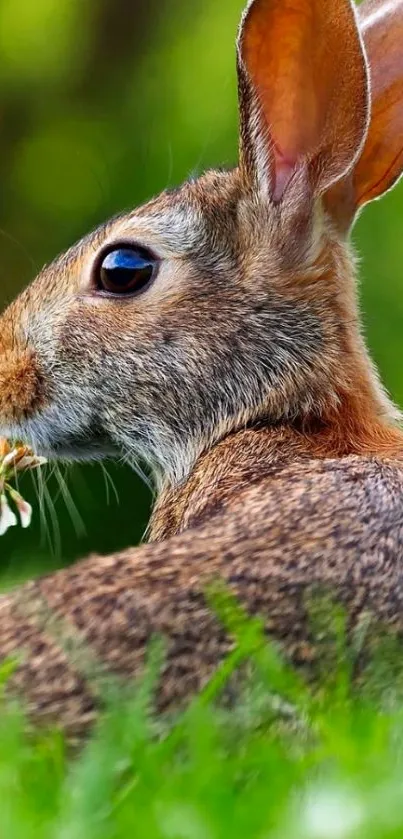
0,0,402,739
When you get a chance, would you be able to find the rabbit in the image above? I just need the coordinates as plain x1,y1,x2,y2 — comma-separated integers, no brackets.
0,0,402,740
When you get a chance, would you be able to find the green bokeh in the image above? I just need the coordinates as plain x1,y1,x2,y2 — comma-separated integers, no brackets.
0,0,402,579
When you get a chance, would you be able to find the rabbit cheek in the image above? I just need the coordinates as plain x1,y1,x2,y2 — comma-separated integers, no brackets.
0,348,45,427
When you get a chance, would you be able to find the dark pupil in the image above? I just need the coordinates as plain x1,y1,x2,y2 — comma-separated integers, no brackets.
100,248,153,294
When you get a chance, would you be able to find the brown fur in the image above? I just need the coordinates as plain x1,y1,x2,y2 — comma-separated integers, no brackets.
1,437,403,741
0,0,402,739
0,349,44,424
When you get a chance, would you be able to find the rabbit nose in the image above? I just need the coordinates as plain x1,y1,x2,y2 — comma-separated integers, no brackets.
0,324,44,425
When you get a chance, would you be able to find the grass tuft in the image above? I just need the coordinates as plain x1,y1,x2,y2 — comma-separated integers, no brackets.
1,594,403,838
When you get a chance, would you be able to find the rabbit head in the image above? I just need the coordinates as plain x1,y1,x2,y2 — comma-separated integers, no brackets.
0,0,402,487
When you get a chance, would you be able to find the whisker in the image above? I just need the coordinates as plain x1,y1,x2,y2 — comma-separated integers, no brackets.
42,478,62,559
31,466,51,550
53,463,86,538
31,464,62,559
99,461,120,506
116,449,154,545
120,451,153,493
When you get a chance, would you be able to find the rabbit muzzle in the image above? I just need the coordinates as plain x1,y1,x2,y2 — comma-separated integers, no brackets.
0,304,113,460
0,304,45,432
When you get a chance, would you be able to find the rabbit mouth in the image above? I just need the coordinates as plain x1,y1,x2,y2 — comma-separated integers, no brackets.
9,429,117,463
1,401,118,463
19,432,117,463
26,426,118,463
40,438,117,462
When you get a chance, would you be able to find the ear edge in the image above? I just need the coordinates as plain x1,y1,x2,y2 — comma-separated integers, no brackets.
327,0,403,227
236,0,370,206
356,147,403,206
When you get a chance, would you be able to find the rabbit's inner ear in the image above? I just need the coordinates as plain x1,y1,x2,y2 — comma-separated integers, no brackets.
237,0,370,207
326,0,403,229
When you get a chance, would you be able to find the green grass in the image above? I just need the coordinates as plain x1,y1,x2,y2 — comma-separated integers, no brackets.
2,594,403,839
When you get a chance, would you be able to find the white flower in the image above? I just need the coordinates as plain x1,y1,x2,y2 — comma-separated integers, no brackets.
7,488,33,529
0,438,47,535
0,494,18,536
16,454,47,472
0,448,21,473
302,786,363,839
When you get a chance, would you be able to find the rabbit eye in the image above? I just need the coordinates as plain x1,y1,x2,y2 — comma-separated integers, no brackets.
96,247,156,296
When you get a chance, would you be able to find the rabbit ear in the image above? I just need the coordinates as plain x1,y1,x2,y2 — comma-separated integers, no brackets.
237,0,370,204
326,0,403,227
354,0,403,205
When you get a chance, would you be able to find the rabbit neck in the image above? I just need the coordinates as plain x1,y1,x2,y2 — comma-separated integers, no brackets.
148,410,403,542
148,425,303,541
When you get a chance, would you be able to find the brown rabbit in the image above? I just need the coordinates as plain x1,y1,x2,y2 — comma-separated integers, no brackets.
0,0,402,740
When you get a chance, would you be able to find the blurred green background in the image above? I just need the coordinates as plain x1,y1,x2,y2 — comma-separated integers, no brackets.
0,0,402,582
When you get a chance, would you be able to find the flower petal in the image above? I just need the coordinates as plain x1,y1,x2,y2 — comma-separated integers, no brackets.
1,448,20,472
0,494,18,536
0,439,11,459
7,488,33,529
16,455,48,472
